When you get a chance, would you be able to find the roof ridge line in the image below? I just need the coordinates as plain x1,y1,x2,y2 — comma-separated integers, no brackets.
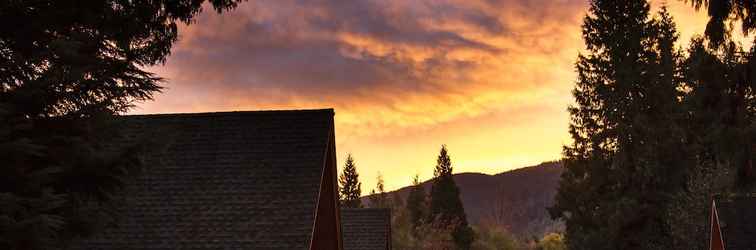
125,108,335,117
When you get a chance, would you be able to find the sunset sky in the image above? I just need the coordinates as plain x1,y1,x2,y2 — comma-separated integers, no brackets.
133,0,717,194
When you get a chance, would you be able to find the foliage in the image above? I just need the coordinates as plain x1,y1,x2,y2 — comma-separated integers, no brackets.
666,31,756,248
470,225,519,250
429,145,474,249
416,215,459,250
0,1,242,249
688,0,756,46
339,154,362,208
391,206,460,250
549,2,689,249
536,233,567,250
406,174,427,235
390,196,417,250
684,37,756,188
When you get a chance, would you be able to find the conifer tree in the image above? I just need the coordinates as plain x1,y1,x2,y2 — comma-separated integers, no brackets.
428,145,473,249
406,174,427,233
666,34,756,249
339,154,362,208
689,0,756,46
549,2,687,249
0,1,242,249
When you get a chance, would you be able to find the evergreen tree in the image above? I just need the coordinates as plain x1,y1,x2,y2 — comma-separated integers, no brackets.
0,1,241,249
406,174,426,233
549,2,688,249
689,0,756,46
428,145,474,249
685,38,755,187
339,154,362,208
666,35,756,249
369,173,389,208
688,0,755,191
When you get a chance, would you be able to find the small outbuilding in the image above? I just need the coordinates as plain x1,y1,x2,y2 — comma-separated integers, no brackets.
341,208,392,250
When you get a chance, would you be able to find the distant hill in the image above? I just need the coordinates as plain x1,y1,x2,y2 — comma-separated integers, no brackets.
364,161,564,238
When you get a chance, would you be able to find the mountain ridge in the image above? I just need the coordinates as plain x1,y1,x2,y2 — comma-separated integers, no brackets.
363,161,564,238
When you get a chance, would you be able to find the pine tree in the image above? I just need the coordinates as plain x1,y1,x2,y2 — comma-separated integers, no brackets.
549,2,688,249
428,145,474,249
339,154,362,208
369,173,389,208
406,174,427,234
0,1,242,249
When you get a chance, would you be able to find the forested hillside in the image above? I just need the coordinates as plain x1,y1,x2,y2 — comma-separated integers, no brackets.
365,161,563,239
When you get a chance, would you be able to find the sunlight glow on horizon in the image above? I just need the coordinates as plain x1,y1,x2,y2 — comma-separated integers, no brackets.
134,0,723,194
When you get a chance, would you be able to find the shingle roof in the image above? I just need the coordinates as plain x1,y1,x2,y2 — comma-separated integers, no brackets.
73,109,335,250
716,195,756,250
341,208,391,250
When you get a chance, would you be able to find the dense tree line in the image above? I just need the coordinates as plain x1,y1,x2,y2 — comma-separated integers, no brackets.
339,147,486,249
342,150,569,250
550,0,755,249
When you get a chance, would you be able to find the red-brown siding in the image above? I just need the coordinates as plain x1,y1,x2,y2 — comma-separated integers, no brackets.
310,127,342,250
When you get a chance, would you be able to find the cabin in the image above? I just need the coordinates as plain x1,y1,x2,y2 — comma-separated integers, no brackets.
73,109,342,250
341,208,392,250
709,195,756,250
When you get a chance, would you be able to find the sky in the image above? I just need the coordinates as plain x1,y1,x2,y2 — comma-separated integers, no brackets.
133,0,714,194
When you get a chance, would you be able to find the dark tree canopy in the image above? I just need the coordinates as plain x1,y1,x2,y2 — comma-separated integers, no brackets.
0,1,243,249
405,174,426,234
685,0,756,188
428,145,474,250
688,0,756,46
549,1,689,249
339,154,362,208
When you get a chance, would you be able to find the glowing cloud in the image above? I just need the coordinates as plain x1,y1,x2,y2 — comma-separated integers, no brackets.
136,0,711,193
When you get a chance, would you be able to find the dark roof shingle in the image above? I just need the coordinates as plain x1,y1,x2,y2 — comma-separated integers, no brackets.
341,208,391,250
74,109,334,250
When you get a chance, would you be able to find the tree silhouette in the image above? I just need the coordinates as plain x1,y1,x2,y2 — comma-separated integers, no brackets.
688,0,756,46
428,145,473,249
0,1,242,249
405,174,426,235
339,154,362,208
685,0,756,188
665,34,756,249
549,2,688,249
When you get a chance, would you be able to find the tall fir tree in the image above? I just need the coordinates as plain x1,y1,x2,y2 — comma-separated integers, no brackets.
406,174,427,234
428,145,474,250
339,154,362,208
0,1,242,249
549,2,688,249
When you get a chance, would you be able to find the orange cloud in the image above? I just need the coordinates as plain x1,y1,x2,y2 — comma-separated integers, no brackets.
135,0,714,193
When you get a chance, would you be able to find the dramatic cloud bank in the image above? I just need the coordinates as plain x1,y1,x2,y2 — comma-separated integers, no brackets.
137,0,709,192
